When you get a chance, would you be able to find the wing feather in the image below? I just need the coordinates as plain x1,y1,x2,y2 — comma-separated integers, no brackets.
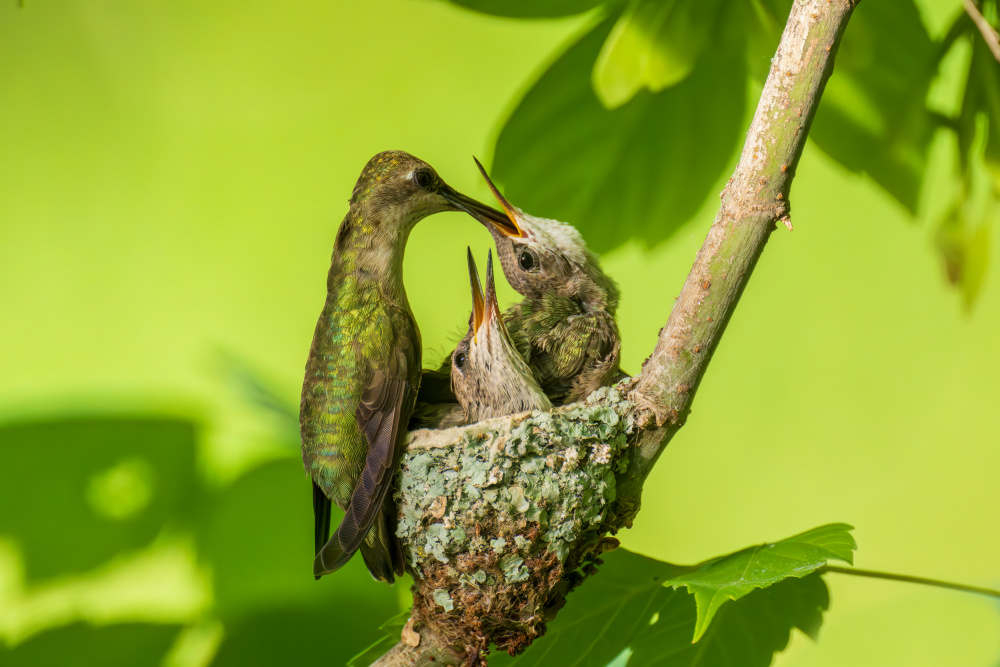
314,310,419,580
316,371,415,577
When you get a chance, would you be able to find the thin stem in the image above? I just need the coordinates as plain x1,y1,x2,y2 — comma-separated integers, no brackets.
964,0,1000,62
822,565,1000,599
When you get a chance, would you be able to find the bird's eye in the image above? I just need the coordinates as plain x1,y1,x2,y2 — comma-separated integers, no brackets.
413,170,433,189
519,250,535,271
454,352,467,369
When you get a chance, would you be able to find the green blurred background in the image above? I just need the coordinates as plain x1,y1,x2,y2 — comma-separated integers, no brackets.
0,0,998,665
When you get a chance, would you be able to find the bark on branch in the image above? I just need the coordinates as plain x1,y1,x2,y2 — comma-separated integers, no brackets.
374,1,859,664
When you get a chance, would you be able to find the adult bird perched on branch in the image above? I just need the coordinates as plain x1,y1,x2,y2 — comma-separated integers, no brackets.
301,150,515,582
450,249,551,424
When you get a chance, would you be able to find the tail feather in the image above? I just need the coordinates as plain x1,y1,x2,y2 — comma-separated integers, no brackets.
312,482,332,558
358,503,404,583
385,501,405,577
338,379,406,555
313,530,354,578
314,500,405,581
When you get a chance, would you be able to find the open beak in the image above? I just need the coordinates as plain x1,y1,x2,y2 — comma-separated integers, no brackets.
483,250,502,333
442,184,518,236
472,157,525,238
467,247,486,343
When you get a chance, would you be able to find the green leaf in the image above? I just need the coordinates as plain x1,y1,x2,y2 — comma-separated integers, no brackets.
0,622,183,666
744,0,793,82
195,458,397,620
809,0,936,212
213,347,299,446
630,574,829,666
197,458,401,663
962,27,1000,186
0,417,201,581
211,600,402,667
347,611,411,666
494,14,745,252
935,194,993,310
941,33,999,309
664,523,855,641
493,548,830,667
593,0,724,108
445,0,606,18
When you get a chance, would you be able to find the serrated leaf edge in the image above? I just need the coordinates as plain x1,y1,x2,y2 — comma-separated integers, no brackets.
662,523,856,642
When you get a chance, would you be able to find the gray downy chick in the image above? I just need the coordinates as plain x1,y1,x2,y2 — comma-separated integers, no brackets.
451,248,552,423
467,158,622,405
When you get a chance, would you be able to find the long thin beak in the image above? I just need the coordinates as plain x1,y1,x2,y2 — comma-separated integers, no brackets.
442,185,519,236
483,249,502,332
473,157,525,238
467,247,486,343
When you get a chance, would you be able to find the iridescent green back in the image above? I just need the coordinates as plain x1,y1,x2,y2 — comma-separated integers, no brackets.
300,247,419,508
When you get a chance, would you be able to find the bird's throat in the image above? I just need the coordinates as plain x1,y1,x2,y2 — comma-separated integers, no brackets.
335,207,416,285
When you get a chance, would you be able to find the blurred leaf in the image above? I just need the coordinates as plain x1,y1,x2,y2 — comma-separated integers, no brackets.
630,574,828,666
213,348,299,445
935,194,993,309
665,523,855,641
593,0,724,108
211,599,400,667
493,548,829,667
445,0,606,18
195,458,397,619
962,26,1000,185
491,549,689,667
0,417,200,581
0,622,182,666
939,31,999,309
494,14,745,252
347,610,410,666
810,0,936,212
744,0,793,82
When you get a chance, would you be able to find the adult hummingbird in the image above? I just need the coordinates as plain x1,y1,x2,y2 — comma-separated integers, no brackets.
301,150,515,582
450,249,551,423
467,159,622,405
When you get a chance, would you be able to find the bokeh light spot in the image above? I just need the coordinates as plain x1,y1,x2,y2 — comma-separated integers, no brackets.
86,459,154,521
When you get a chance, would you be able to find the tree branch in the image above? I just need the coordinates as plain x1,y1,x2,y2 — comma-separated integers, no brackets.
375,1,860,664
964,0,1000,63
372,623,467,667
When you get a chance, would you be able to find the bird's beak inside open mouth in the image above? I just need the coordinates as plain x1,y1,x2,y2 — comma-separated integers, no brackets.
443,185,520,237
471,157,525,238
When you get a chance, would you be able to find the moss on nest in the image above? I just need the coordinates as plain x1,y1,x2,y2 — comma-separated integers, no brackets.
397,387,635,659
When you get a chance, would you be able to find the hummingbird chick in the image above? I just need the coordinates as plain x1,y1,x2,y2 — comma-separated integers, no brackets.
451,249,551,423
471,158,622,405
301,150,512,583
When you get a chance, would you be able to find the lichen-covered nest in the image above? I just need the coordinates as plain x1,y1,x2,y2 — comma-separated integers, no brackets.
397,387,635,659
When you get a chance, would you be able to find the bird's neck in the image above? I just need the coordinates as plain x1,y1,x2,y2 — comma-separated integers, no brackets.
331,207,414,301
466,334,551,420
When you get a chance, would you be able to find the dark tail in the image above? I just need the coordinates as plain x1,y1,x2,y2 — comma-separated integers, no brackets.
314,501,403,582
313,529,353,578
312,482,332,561
358,502,405,583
